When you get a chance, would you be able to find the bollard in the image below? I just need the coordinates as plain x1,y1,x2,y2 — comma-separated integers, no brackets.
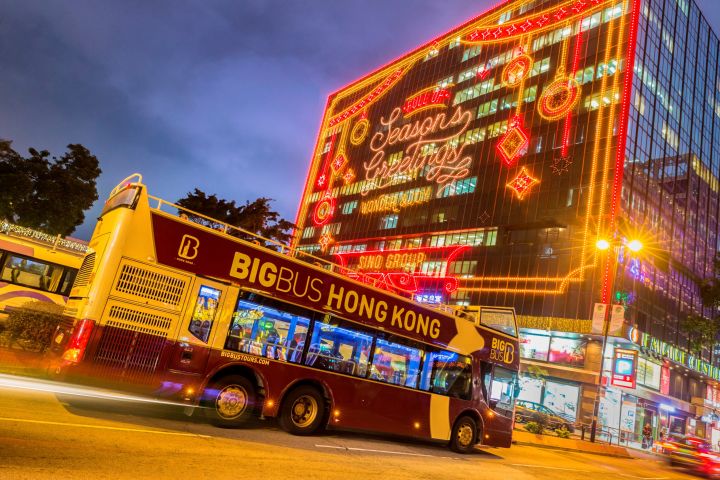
581,424,586,441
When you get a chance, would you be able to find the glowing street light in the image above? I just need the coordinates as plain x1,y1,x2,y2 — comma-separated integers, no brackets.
627,239,643,253
596,239,611,251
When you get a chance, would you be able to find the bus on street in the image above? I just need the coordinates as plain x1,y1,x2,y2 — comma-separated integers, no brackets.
0,221,86,319
54,174,520,453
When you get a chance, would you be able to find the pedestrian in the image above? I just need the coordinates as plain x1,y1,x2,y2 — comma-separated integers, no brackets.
642,423,652,449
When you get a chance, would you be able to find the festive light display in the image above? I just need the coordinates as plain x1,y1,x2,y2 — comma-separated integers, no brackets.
550,156,572,175
328,69,406,127
496,116,529,167
0,221,87,253
506,167,539,200
360,187,433,215
312,191,336,227
538,77,581,121
318,232,334,252
342,168,356,185
331,153,347,173
350,118,370,146
402,87,451,117
501,54,532,88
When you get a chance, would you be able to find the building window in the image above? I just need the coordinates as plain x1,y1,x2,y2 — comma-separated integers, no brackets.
379,214,398,229
441,177,477,198
301,226,316,239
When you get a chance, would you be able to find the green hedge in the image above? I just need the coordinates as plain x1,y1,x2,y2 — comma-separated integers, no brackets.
5,301,65,352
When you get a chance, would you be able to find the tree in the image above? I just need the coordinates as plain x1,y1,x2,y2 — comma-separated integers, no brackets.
176,189,295,246
0,140,102,235
680,253,720,353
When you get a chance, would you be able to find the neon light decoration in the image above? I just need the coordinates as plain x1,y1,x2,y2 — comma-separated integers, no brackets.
350,118,370,146
506,167,539,200
538,77,581,121
342,168,356,185
360,187,433,215
402,87,451,117
464,0,609,43
316,174,327,188
331,153,347,173
550,156,572,175
318,232,334,252
328,69,406,127
501,54,532,88
496,116,529,167
312,191,336,226
477,65,492,80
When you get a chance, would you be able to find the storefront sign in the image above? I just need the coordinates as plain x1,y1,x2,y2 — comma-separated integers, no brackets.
612,348,639,389
660,365,671,395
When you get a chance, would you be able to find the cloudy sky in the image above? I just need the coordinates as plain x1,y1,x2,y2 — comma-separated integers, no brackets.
2,0,719,239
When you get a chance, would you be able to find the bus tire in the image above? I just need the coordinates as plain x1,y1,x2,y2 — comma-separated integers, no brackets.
279,386,326,436
449,415,478,454
203,375,256,428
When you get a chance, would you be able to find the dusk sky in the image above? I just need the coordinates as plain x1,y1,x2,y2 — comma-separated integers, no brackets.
2,0,720,239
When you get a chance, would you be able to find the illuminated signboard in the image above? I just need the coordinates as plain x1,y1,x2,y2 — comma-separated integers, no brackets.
611,348,638,389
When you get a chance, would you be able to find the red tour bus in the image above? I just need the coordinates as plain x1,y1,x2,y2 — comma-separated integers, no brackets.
56,174,520,452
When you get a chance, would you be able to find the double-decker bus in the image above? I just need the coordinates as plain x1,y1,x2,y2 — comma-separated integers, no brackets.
0,220,86,319
55,174,519,453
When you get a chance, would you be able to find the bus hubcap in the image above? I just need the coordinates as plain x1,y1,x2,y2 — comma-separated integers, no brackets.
457,424,474,447
291,395,318,428
216,385,247,419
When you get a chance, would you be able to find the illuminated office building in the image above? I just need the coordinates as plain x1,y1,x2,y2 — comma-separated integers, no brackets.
294,0,720,440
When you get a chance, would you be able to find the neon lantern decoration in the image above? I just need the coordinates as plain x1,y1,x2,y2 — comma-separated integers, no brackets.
506,167,539,200
342,168,356,185
350,118,370,146
318,232,334,253
501,54,532,88
313,191,336,226
496,116,529,167
538,77,581,121
402,87,451,117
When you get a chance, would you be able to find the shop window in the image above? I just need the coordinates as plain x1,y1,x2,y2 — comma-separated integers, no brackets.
542,380,580,421
305,318,372,377
189,285,221,343
520,333,551,361
548,337,587,367
224,294,310,363
369,338,423,388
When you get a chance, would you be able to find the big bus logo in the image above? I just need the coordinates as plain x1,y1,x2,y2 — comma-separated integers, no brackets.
490,337,515,365
178,235,200,260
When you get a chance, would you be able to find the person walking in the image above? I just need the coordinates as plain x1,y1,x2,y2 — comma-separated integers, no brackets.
642,423,653,449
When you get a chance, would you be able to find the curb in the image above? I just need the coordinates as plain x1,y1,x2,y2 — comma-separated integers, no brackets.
512,440,632,458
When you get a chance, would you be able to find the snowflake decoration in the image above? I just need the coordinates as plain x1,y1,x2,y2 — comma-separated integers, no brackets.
343,168,356,185
551,156,572,175
331,154,347,173
506,167,539,200
316,174,327,188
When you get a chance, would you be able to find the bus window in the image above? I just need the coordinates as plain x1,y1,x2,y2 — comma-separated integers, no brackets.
188,285,221,343
59,269,78,296
421,351,472,400
225,297,310,363
1,254,61,291
369,338,423,388
488,366,518,417
305,318,372,377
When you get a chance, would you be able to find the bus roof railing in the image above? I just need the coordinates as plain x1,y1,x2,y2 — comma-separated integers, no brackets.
0,220,88,254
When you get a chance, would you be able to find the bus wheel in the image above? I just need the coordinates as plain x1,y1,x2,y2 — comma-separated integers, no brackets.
279,386,325,436
450,416,478,454
204,375,256,428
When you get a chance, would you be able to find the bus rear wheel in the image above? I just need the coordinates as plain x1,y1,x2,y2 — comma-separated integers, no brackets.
203,375,256,428
450,415,478,454
279,386,326,436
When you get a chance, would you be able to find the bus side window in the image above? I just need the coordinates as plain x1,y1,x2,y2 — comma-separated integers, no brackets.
224,295,310,364
188,285,221,343
305,318,372,377
420,351,472,400
369,337,423,388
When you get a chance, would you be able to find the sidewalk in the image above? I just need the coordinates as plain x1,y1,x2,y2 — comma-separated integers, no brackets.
0,345,51,378
513,429,632,457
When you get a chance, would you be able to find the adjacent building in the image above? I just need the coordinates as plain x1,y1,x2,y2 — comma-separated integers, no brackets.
293,0,720,447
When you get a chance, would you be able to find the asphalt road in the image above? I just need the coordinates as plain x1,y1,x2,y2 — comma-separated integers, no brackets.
0,376,700,480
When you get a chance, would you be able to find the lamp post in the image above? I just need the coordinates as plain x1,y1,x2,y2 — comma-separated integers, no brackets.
589,237,643,443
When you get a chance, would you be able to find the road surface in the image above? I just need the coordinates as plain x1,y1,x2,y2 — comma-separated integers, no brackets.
0,375,698,480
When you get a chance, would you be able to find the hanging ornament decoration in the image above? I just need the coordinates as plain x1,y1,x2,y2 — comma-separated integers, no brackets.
538,77,581,121
501,53,533,88
318,232,334,253
350,118,370,146
312,191,336,227
342,168,356,185
496,115,530,167
506,167,539,200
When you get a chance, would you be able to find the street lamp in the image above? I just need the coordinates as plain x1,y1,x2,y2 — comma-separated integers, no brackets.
589,237,643,442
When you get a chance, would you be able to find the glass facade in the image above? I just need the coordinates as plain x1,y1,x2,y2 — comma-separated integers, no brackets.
295,0,720,360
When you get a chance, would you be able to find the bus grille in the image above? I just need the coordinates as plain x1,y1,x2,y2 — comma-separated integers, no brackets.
74,252,96,288
107,305,172,335
115,264,186,307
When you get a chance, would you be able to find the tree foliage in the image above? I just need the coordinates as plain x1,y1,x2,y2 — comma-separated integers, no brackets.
0,140,102,235
176,189,295,246
681,253,720,353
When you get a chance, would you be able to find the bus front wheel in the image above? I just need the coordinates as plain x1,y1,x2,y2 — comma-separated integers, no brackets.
279,386,326,436
450,415,478,454
203,375,257,428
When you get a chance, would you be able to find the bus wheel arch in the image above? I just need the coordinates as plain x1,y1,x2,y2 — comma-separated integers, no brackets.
450,411,483,453
201,365,264,428
278,380,330,436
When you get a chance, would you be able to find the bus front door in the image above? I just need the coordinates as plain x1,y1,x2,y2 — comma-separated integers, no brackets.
167,279,228,377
